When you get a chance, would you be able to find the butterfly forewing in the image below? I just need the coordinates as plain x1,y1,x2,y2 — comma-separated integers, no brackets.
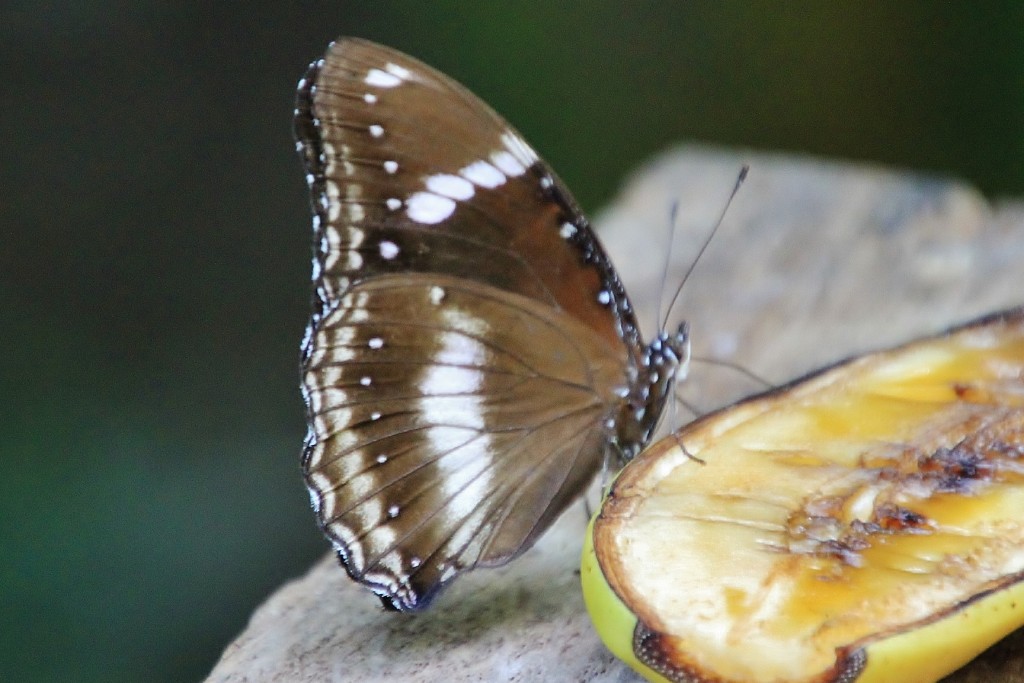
295,38,659,610
297,39,641,353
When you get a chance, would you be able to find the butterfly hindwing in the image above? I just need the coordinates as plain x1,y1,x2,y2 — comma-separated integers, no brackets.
301,274,625,608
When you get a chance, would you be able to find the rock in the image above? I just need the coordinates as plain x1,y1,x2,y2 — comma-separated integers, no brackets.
206,145,1024,682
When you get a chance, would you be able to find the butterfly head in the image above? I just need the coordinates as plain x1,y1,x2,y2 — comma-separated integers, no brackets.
614,321,690,461
665,320,692,384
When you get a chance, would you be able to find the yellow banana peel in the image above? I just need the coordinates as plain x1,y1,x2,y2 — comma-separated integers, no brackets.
584,307,1024,683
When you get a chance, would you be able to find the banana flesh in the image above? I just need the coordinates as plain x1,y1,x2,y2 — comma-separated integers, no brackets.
584,307,1024,683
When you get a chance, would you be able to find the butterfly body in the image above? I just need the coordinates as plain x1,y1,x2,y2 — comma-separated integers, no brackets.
294,38,686,610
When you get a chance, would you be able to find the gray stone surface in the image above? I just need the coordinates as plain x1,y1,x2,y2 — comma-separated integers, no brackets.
207,146,1023,682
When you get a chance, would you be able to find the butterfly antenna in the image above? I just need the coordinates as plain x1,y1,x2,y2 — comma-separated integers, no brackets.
660,165,749,331
672,387,704,421
656,200,682,333
690,354,774,389
668,390,706,465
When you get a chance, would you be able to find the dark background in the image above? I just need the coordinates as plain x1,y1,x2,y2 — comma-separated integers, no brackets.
3,3,1022,681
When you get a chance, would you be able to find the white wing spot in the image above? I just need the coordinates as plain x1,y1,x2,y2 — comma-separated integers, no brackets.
342,182,364,223
385,62,412,80
433,322,491,361
323,224,341,269
360,376,372,386
387,504,401,518
459,160,506,189
365,68,402,88
418,334,494,528
490,150,527,177
309,471,339,516
410,556,422,569
429,286,446,305
346,250,363,270
597,290,612,305
363,92,378,104
406,192,456,224
501,131,539,165
376,454,388,464
370,411,382,421
383,160,398,174
348,226,365,249
324,180,341,222
419,358,485,404
385,197,402,211
321,142,336,174
560,222,577,239
364,525,397,564
379,240,400,259
540,175,553,189
368,124,384,138
367,337,384,349
426,173,475,200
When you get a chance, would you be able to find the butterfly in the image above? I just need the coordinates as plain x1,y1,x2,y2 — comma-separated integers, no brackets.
294,38,689,611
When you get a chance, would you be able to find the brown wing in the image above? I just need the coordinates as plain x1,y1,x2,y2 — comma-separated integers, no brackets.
294,38,643,610
303,274,626,609
295,38,643,361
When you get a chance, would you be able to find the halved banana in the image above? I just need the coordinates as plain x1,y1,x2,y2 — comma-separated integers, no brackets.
584,307,1024,683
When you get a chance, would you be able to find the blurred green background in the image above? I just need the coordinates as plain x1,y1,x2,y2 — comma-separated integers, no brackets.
3,2,1022,681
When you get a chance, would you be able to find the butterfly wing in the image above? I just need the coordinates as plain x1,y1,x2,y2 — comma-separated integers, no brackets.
295,38,643,610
